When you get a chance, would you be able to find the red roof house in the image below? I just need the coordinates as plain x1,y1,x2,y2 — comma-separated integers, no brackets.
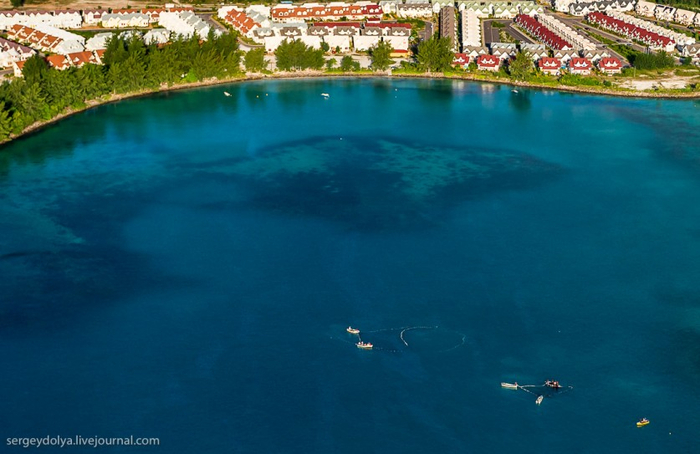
568,57,592,75
452,53,470,68
538,57,561,75
46,54,71,70
598,57,622,74
476,54,500,71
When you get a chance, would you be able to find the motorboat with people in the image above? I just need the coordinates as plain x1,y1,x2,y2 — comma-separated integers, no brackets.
545,380,562,389
536,395,543,405
636,418,650,427
501,382,519,390
346,327,360,335
356,341,373,350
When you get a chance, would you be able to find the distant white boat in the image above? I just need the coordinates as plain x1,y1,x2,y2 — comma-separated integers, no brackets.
512,89,519,94
224,91,231,97
501,382,519,390
321,93,330,98
536,395,543,405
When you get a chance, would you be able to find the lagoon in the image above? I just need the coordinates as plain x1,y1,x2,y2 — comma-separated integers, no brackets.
1,78,700,453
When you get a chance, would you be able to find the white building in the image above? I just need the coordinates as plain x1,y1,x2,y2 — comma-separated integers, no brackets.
461,10,481,48
324,35,351,52
144,29,171,45
354,34,381,51
85,32,114,51
383,35,409,51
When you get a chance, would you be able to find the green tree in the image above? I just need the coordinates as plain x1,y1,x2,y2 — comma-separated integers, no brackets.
275,39,307,71
340,55,356,72
0,102,13,141
507,51,533,81
325,58,337,71
16,82,49,123
21,55,49,86
416,36,453,73
244,48,266,72
370,40,394,71
109,55,147,93
10,0,24,7
103,34,129,67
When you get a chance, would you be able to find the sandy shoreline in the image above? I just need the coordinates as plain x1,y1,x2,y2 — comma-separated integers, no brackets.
3,70,699,148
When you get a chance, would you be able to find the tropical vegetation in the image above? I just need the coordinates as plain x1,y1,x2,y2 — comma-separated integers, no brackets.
0,31,242,142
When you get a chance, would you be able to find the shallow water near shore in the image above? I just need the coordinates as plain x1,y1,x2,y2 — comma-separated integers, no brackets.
1,78,700,453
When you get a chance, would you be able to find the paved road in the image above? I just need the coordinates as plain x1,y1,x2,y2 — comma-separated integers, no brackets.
200,12,228,33
506,22,534,44
483,20,534,45
553,13,647,52
422,21,434,41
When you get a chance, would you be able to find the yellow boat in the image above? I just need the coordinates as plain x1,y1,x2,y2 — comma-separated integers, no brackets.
356,341,373,350
636,418,650,427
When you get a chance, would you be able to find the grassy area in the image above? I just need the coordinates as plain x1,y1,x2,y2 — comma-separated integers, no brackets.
491,21,506,28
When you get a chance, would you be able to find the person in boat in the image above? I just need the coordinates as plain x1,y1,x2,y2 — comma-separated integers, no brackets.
639,418,649,423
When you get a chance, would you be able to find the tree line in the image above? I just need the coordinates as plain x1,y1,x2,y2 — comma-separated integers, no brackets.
0,31,243,142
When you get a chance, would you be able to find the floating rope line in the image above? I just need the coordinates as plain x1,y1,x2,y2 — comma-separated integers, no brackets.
513,384,574,400
340,325,467,353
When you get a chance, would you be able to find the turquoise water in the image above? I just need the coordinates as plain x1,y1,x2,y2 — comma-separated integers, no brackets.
1,78,700,453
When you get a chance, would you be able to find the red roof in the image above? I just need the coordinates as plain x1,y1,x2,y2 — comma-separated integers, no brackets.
569,57,592,70
46,54,70,70
453,53,470,66
515,14,571,50
271,3,383,20
312,22,362,28
587,12,673,48
598,57,622,70
538,57,561,70
476,55,500,68
67,51,94,67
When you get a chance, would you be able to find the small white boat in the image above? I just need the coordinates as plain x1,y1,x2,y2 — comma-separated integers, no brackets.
536,395,544,405
356,341,373,350
346,327,360,335
224,91,231,97
501,382,519,390
321,93,330,98
511,89,519,94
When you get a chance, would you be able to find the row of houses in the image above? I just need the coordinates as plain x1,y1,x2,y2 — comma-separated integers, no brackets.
552,0,633,16
7,24,85,55
457,1,542,18
270,2,383,22
587,12,676,51
462,41,610,62
567,0,634,16
514,14,572,50
222,6,412,50
453,50,622,73
537,13,597,50
608,11,695,46
0,37,35,69
158,11,211,38
0,10,82,30
12,48,106,77
636,0,700,27
0,6,195,31
258,34,410,54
